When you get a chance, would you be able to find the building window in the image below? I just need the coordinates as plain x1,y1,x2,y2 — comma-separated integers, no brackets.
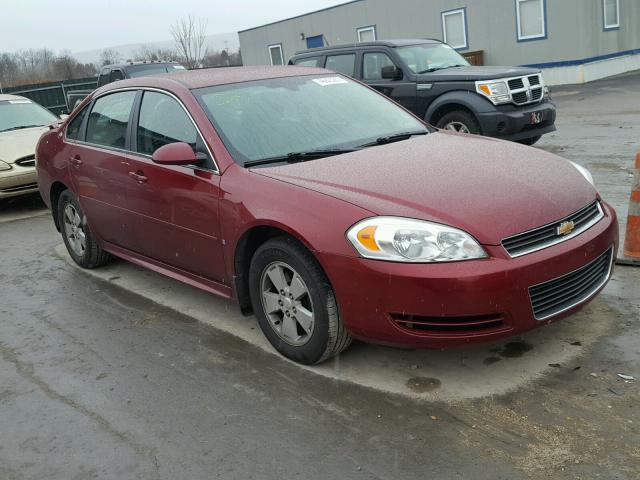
441,8,468,50
515,0,547,41
306,35,324,49
357,26,376,43
268,44,284,66
603,0,620,30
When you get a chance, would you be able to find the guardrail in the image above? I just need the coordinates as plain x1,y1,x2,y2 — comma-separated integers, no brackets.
2,77,98,115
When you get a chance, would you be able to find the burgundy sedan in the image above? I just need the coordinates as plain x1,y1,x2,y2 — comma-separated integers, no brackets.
36,67,618,365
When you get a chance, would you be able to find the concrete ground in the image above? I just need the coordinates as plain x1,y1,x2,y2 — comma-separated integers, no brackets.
1,73,639,479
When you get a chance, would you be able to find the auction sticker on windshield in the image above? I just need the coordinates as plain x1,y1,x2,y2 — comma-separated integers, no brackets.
312,77,349,86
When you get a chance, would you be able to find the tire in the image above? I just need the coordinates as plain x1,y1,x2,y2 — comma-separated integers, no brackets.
248,236,352,365
57,190,111,269
517,135,542,146
436,110,481,135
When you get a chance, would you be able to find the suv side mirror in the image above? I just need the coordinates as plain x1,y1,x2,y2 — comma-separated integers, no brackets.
381,65,403,80
152,142,198,166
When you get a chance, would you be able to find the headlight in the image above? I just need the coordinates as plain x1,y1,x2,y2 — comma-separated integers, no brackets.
0,160,12,171
347,217,487,263
569,161,595,186
476,81,511,105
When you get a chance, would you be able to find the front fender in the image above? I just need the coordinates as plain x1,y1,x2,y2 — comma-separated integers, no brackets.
424,90,496,122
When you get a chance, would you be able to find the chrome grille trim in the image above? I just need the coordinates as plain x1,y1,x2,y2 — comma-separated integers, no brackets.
502,201,604,257
529,247,613,320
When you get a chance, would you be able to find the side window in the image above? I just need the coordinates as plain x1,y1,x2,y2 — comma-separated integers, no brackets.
325,54,356,77
85,91,136,149
109,69,124,82
362,53,397,81
295,57,320,67
136,91,198,156
97,68,110,87
66,105,89,141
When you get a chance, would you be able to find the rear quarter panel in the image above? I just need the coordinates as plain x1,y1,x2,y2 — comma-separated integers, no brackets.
36,127,72,209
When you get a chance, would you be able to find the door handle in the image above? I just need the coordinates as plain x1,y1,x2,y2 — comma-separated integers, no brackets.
69,155,83,168
129,171,148,184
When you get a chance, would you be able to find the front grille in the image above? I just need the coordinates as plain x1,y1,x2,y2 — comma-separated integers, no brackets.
0,182,38,193
502,201,604,257
508,78,525,90
528,75,541,86
15,155,36,167
531,88,543,101
529,248,613,320
390,313,506,334
512,91,529,104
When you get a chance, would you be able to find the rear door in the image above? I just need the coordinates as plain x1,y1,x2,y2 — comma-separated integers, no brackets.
67,90,138,250
361,51,419,113
125,90,225,283
324,52,357,78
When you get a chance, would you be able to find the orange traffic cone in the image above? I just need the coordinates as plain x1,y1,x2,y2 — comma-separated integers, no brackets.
617,152,640,266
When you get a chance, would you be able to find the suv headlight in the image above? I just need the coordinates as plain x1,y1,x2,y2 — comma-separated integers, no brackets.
347,217,487,262
476,81,511,105
569,160,594,186
0,160,12,171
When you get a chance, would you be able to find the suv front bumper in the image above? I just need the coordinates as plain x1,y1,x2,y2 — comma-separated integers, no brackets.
478,99,557,142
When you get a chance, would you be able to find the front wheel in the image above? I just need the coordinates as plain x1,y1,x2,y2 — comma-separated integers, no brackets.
248,237,352,365
57,190,111,268
436,110,481,135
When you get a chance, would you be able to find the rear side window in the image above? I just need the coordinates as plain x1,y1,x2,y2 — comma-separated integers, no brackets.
136,91,198,155
325,54,356,77
295,57,320,67
86,91,136,149
66,105,89,141
110,69,124,82
97,68,110,87
362,52,397,80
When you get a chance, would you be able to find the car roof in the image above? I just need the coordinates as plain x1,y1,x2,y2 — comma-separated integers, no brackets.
0,94,29,102
100,66,331,91
292,38,441,56
102,61,181,69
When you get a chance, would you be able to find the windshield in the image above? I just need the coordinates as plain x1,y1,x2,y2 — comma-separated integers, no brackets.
397,43,469,74
194,75,427,166
0,99,57,133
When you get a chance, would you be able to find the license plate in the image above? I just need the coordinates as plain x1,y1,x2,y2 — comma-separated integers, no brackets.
530,111,544,125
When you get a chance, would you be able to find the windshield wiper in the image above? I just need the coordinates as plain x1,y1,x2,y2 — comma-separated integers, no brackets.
0,124,44,133
244,148,357,168
357,130,428,148
417,65,466,74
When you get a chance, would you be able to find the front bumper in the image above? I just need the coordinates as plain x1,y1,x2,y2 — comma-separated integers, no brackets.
318,201,618,349
0,164,38,199
478,99,557,142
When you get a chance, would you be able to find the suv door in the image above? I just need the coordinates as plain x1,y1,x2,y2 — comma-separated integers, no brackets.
324,53,357,77
66,90,138,250
126,90,225,283
360,51,419,113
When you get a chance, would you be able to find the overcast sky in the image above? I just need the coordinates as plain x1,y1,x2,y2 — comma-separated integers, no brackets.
1,0,347,53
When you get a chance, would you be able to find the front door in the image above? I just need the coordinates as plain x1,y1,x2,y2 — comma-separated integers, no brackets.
361,51,419,113
125,90,225,283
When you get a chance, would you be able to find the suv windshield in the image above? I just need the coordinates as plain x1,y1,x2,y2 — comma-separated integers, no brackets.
0,99,57,133
397,43,469,74
194,75,427,166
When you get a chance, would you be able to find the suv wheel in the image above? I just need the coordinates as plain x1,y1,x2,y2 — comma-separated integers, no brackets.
58,190,111,268
436,110,480,135
249,236,352,365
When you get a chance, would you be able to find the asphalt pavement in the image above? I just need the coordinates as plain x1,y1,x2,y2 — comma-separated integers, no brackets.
1,72,639,479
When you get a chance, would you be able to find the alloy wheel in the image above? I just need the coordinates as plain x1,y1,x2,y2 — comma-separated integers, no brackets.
63,204,86,257
444,121,471,133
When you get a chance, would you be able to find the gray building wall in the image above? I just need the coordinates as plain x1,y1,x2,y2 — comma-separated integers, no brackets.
239,0,639,68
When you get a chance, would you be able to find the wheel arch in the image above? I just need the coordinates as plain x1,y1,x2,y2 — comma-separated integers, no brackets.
232,222,317,315
425,91,494,127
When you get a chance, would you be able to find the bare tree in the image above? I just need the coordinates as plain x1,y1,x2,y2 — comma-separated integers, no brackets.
170,16,208,69
99,48,123,66
133,45,181,63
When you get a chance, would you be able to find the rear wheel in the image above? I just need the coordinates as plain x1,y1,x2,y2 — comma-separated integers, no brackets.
436,110,480,135
248,236,352,364
57,190,111,268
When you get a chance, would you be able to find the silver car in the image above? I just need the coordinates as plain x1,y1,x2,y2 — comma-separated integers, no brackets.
0,94,58,199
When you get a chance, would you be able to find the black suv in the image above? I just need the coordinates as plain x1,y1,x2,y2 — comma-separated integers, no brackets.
289,39,556,145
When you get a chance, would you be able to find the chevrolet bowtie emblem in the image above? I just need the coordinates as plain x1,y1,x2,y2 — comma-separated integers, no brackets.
557,220,576,236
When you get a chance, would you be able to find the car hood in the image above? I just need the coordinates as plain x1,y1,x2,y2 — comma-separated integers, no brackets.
417,66,540,82
253,133,597,245
0,126,48,163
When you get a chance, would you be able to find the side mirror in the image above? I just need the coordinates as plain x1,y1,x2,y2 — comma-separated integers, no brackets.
381,65,403,80
152,142,199,166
